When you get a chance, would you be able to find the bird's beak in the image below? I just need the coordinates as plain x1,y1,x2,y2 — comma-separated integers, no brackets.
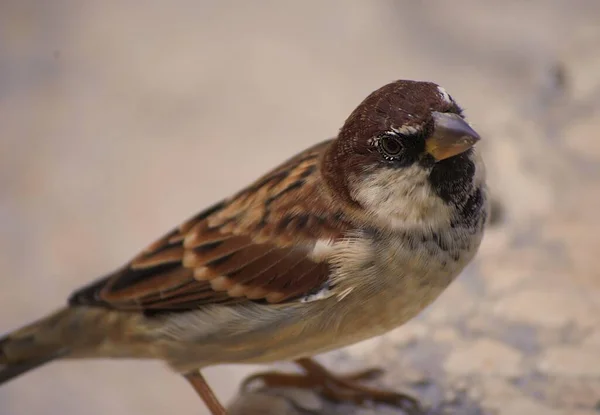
425,112,481,161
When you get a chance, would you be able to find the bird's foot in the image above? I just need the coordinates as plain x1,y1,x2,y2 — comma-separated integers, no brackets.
241,358,423,414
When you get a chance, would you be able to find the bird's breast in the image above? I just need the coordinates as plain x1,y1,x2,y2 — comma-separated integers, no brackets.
316,224,485,340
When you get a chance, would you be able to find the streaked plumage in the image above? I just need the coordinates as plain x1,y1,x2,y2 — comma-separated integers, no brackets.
1,80,488,414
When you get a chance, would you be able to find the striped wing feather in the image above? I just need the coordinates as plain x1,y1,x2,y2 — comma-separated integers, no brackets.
69,140,350,312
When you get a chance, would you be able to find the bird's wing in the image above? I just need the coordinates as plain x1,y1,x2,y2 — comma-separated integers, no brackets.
69,140,351,313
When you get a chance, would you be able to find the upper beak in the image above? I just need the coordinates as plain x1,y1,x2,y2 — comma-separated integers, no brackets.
425,112,481,161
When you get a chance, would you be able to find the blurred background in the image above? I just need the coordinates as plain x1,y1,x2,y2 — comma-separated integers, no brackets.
1,1,600,414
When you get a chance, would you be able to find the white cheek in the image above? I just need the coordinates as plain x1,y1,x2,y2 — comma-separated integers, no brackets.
351,166,455,229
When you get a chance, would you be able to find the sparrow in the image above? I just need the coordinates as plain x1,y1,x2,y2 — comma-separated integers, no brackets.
0,80,488,415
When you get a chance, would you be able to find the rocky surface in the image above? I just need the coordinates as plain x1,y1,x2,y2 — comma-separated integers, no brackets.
1,1,600,414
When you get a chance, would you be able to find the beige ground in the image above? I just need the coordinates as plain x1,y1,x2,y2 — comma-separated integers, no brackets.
1,1,600,414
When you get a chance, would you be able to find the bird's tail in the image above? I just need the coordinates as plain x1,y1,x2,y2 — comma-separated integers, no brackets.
0,308,76,385
1,306,158,385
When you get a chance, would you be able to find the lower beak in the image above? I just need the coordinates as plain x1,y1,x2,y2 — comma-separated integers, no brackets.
425,112,481,161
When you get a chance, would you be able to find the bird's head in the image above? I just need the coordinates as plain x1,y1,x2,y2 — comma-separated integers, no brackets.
322,80,487,230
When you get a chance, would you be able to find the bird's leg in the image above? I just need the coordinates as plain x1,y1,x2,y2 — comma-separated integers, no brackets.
241,357,422,414
184,371,227,415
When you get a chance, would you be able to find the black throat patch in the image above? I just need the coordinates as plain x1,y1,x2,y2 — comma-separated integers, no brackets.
427,150,485,229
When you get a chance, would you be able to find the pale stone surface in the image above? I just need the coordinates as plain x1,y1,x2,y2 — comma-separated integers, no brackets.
583,328,600,347
479,378,524,409
343,337,387,358
525,377,600,409
476,251,535,295
493,289,597,329
444,339,523,377
538,346,600,377
384,322,429,347
564,116,600,158
423,281,477,324
431,327,462,344
494,397,564,415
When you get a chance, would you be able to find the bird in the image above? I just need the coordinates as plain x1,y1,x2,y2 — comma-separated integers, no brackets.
0,79,488,415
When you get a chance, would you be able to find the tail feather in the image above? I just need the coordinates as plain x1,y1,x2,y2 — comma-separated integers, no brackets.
0,306,151,386
0,345,66,384
0,309,72,385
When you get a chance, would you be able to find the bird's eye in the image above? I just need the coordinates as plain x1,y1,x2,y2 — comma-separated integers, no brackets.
378,135,403,159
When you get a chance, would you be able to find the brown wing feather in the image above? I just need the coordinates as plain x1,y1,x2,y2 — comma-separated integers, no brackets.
69,140,351,312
